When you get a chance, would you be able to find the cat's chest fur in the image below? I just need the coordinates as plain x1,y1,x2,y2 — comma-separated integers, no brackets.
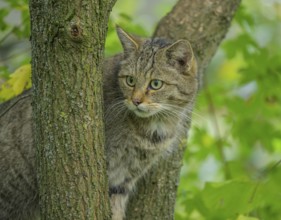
102,28,198,219
105,115,177,187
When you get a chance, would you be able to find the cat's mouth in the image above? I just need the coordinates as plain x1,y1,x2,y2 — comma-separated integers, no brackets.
127,104,150,118
131,104,160,118
124,102,150,118
134,108,152,118
124,100,161,118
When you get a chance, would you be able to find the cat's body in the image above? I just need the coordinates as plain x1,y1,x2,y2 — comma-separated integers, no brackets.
0,28,198,220
0,92,38,220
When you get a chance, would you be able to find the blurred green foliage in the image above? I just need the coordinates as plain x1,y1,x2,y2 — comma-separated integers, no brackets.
176,1,281,220
0,0,280,219
0,0,29,40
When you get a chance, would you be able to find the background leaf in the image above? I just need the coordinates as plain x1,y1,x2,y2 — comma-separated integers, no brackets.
0,0,280,219
0,64,31,101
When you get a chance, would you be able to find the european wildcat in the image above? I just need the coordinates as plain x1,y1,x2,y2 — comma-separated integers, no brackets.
0,27,198,220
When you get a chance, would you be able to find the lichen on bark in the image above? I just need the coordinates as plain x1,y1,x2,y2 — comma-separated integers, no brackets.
29,0,116,219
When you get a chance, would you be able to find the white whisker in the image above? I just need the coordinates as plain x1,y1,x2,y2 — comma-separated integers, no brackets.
157,103,201,127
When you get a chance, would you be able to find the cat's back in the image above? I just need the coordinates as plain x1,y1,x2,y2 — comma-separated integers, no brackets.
0,90,39,220
103,54,123,106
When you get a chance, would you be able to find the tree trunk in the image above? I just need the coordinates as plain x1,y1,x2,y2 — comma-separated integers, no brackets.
29,0,116,219
0,0,241,219
126,0,241,219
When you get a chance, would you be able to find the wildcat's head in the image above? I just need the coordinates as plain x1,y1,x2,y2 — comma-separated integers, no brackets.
116,27,198,118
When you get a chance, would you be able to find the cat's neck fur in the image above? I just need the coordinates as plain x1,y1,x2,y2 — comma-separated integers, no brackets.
0,28,198,220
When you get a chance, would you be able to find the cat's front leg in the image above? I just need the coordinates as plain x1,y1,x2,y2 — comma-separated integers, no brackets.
109,189,129,220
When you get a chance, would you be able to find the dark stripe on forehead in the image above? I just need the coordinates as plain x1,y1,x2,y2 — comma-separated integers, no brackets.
144,67,154,79
135,38,171,77
147,38,172,48
144,50,157,78
137,47,157,77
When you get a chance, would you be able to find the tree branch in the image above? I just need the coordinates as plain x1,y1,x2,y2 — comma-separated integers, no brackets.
154,0,241,82
127,0,241,219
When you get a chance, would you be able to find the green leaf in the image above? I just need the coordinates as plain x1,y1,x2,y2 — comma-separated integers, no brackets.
0,64,31,102
192,180,258,219
0,9,9,31
234,5,255,29
236,215,259,220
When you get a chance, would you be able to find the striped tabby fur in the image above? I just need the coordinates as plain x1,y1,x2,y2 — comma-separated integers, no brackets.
0,27,198,220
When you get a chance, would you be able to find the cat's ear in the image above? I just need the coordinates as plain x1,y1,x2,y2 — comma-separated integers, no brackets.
116,26,142,56
164,40,195,74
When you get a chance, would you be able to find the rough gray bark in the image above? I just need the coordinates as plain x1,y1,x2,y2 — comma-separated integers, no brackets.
29,0,116,219
126,0,241,219
0,0,241,219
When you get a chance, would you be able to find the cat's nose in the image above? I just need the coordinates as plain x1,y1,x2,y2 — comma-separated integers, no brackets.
132,98,142,106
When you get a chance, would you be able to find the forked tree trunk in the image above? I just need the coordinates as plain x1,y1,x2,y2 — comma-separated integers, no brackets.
11,0,241,219
29,0,116,219
126,0,241,219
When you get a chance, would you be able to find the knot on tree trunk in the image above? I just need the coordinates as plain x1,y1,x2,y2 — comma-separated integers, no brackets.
68,21,83,42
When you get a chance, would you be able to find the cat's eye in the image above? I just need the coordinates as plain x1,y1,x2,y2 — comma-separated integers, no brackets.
126,76,136,87
150,79,163,90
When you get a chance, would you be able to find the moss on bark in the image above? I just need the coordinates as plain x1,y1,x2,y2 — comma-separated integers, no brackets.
29,0,116,219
